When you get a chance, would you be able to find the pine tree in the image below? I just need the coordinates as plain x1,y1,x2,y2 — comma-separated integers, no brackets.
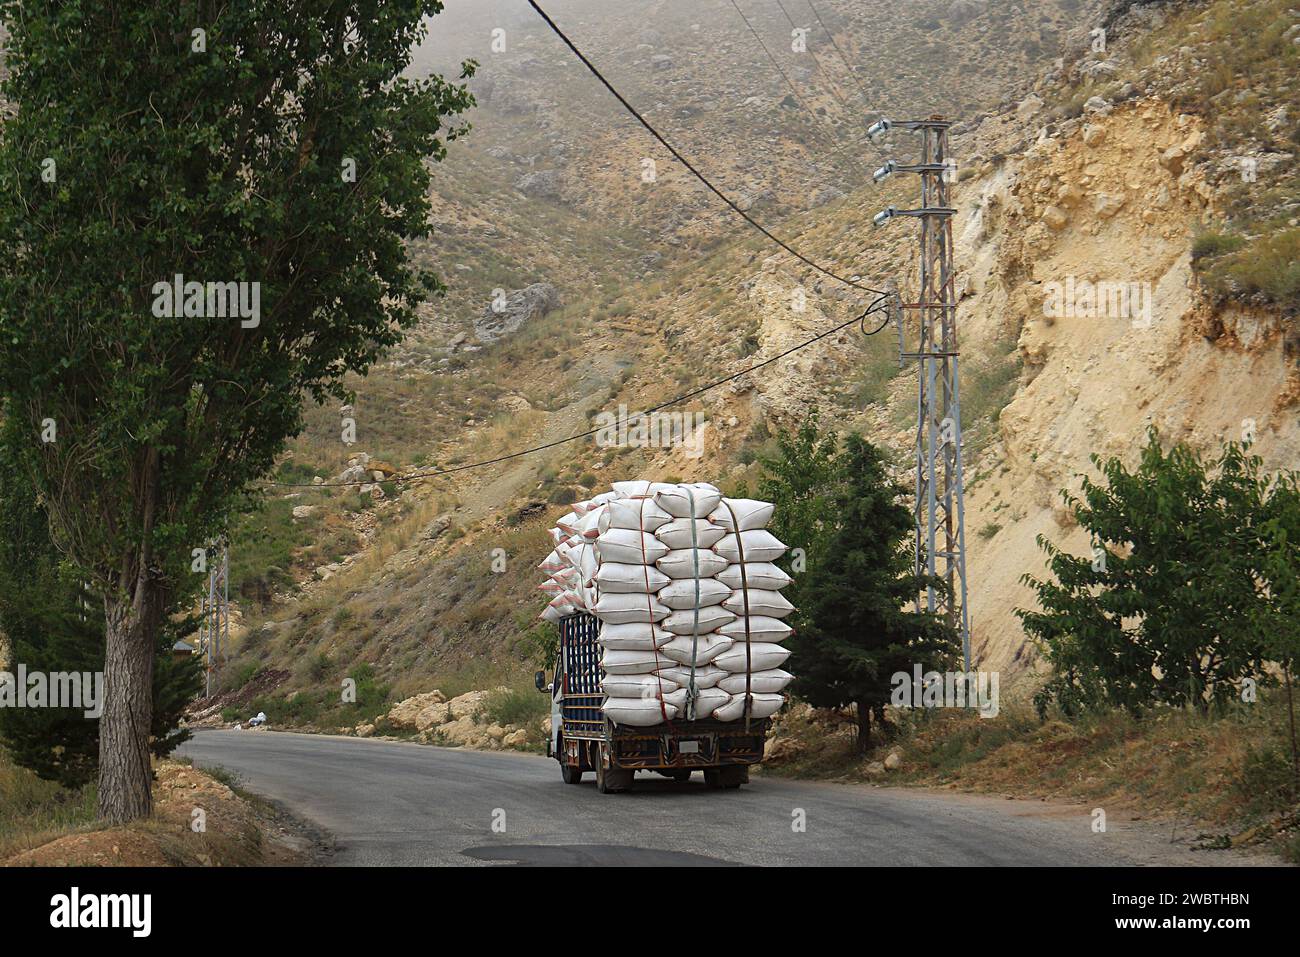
783,434,959,752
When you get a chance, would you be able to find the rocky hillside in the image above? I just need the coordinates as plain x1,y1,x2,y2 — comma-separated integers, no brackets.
217,0,1297,718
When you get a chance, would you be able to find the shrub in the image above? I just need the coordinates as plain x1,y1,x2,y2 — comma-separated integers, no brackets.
1020,429,1289,716
547,486,577,505
484,687,550,727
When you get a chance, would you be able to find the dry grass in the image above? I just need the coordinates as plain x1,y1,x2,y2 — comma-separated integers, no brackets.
766,686,1300,860
0,752,96,859
0,757,291,866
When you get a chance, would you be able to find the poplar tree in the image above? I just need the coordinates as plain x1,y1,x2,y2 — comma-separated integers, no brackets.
0,1,474,821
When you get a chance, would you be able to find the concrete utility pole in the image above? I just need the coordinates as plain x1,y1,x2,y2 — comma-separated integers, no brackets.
198,541,230,697
870,116,972,672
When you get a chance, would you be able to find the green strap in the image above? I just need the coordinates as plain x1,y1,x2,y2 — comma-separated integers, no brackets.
723,501,754,731
685,487,701,721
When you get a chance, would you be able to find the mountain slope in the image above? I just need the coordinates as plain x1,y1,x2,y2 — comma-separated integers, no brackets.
219,0,1297,713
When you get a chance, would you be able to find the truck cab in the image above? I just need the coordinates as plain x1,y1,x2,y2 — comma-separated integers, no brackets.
536,612,768,793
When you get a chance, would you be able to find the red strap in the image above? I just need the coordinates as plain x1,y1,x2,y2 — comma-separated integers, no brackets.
723,502,754,731
637,494,670,724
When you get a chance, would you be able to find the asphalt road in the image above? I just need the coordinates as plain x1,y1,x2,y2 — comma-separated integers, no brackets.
180,730,1231,867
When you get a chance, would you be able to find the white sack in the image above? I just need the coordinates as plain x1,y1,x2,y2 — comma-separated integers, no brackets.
574,543,599,583
722,590,794,619
654,482,723,519
595,562,670,594
657,577,731,610
659,633,734,666
713,530,788,563
602,648,670,674
611,480,675,498
686,686,732,719
716,615,793,643
712,692,784,721
655,517,727,550
708,498,775,531
602,673,679,697
713,642,791,673
656,664,727,689
717,669,794,695
591,592,670,624
657,548,730,579
595,528,669,565
662,605,736,635
662,688,689,710
576,506,606,539
603,497,674,533
716,562,793,592
597,622,673,651
604,697,678,726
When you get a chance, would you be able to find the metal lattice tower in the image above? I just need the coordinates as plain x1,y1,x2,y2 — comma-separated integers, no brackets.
870,116,971,671
197,541,230,697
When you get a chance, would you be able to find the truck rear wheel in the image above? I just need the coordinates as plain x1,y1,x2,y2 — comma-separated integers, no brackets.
704,766,748,789
596,750,634,794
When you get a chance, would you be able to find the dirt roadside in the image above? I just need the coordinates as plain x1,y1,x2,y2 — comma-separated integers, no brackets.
2,760,331,867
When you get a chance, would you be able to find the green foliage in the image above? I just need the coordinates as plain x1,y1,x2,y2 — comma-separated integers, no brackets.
0,0,476,595
547,486,578,505
483,686,550,728
344,662,391,720
1020,429,1289,717
0,1,473,816
1191,231,1246,262
227,496,310,606
1197,228,1300,312
0,749,98,856
513,620,560,669
758,417,959,749
230,660,261,692
755,410,845,626
0,431,202,788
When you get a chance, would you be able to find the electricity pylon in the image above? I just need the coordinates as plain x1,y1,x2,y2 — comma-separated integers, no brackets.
198,541,230,697
870,116,971,672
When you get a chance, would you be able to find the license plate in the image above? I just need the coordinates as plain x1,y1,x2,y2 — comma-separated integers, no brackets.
678,740,700,754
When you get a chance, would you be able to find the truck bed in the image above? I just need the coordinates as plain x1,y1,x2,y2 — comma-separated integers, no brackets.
557,613,769,771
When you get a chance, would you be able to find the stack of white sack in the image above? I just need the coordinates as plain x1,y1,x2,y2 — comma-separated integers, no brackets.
539,479,794,727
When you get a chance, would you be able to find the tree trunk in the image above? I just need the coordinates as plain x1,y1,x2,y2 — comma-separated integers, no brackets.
855,698,871,754
98,572,160,824
1285,663,1299,795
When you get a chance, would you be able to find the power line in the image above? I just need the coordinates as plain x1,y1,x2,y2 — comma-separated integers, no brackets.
723,0,871,183
259,298,893,489
524,0,885,297
805,0,882,129
772,0,886,161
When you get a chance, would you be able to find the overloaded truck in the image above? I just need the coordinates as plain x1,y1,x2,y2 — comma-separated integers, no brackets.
537,612,769,793
537,481,794,792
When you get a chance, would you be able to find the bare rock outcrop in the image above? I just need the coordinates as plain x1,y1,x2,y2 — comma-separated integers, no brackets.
475,282,561,343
